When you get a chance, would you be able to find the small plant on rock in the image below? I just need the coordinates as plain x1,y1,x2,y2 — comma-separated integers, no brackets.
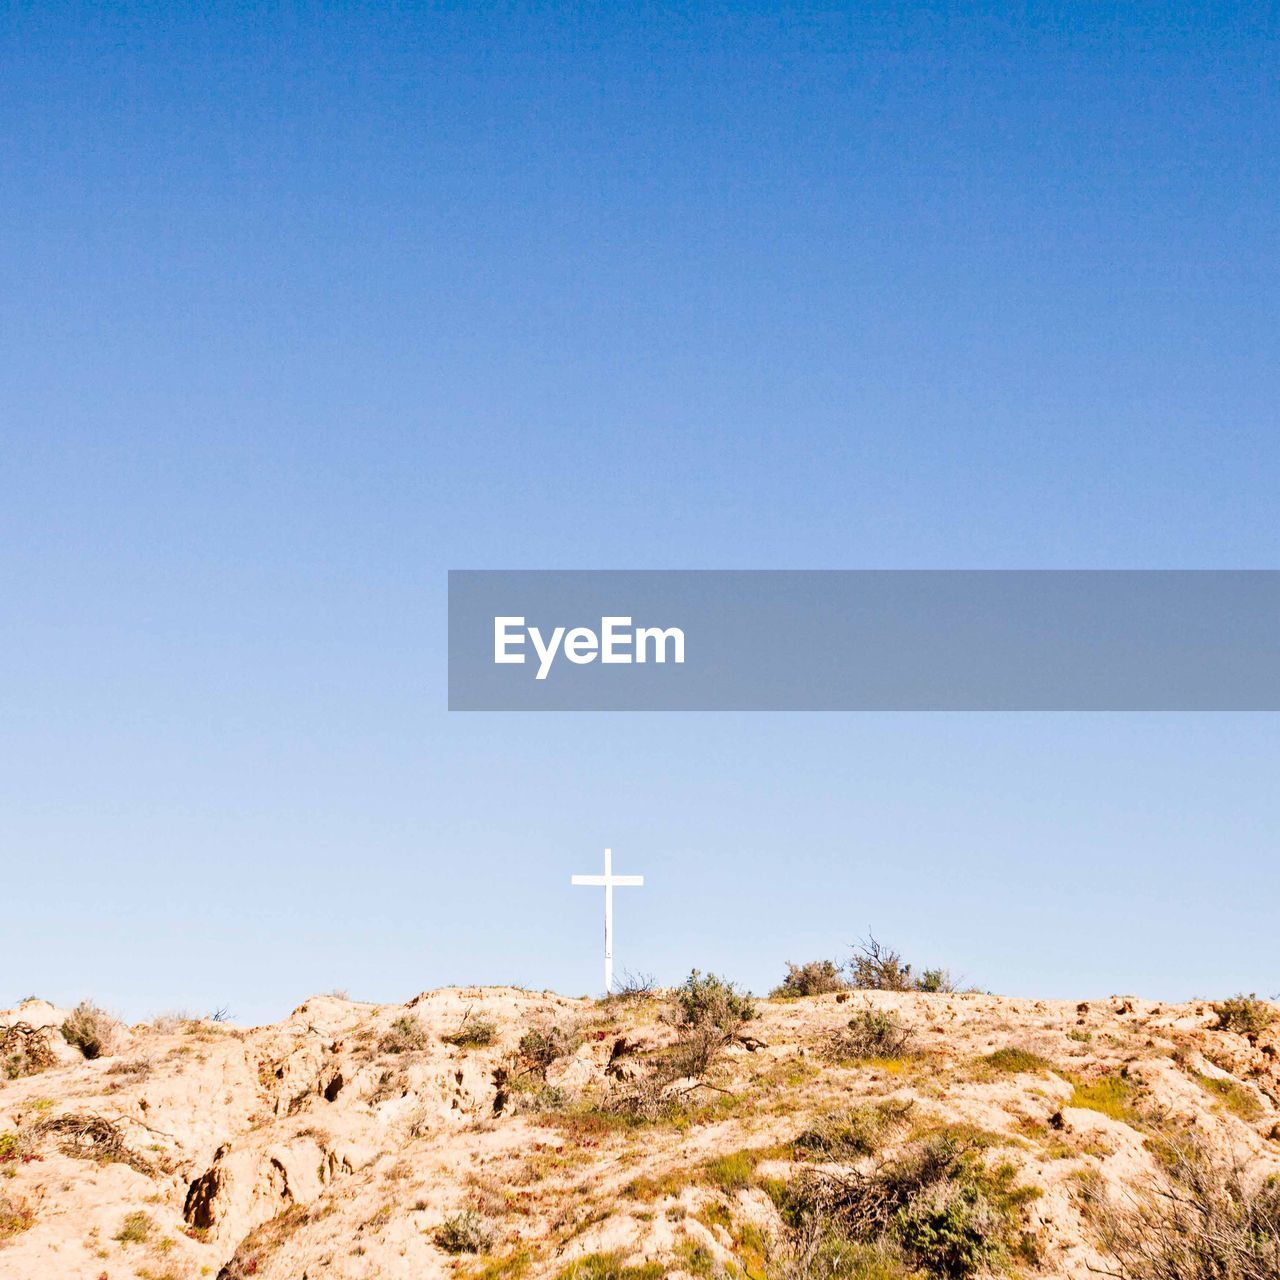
517,1023,580,1076
0,1190,34,1240
379,1015,429,1054
433,1208,493,1254
115,1211,153,1244
443,1009,497,1048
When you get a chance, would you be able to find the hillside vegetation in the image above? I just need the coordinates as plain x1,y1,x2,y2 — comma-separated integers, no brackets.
2,976,1278,1280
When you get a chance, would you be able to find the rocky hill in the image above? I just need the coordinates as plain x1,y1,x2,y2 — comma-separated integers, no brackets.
2,983,1279,1279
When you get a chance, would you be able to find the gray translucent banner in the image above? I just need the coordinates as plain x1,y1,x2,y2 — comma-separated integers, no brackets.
448,571,1280,711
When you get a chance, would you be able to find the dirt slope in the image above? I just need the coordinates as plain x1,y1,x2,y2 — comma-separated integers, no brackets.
2,986,1278,1280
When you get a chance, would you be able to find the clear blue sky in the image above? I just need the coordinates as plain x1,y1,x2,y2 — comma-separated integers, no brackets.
2,3,1276,1022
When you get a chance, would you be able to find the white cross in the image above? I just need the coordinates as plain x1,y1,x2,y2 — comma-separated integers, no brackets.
571,848,644,994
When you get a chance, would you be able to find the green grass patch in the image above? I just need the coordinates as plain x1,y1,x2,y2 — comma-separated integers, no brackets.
115,1211,153,1245
674,1239,718,1278
555,1253,665,1280
796,1100,914,1161
1195,1073,1264,1122
625,1169,692,1201
1068,1071,1141,1125
464,1247,533,1280
980,1047,1054,1075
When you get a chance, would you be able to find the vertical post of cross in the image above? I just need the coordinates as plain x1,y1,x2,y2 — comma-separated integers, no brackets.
571,847,645,994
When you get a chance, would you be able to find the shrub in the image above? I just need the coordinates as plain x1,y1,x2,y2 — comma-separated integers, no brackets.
848,939,961,994
671,970,756,1032
916,968,957,994
779,1134,1039,1279
61,1001,113,1059
433,1209,493,1255
1090,1135,1280,1279
379,1015,429,1054
1212,995,1276,1037
848,938,915,992
443,1013,497,1048
828,1007,915,1061
107,1057,153,1079
31,1113,155,1175
652,969,756,1085
1,1022,57,1078
663,1021,731,1080
517,1023,580,1075
773,961,849,998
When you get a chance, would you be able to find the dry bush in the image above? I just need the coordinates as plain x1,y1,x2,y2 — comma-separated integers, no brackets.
1091,1135,1280,1280
443,1008,497,1048
433,1208,494,1254
606,970,659,1003
848,938,916,992
601,1070,689,1125
0,1189,34,1240
662,1020,730,1080
1,1022,57,1078
827,1006,915,1061
379,1015,429,1054
30,1112,155,1175
773,961,849,998
1212,995,1276,1038
516,1022,580,1076
401,1103,433,1140
61,1001,114,1059
779,1133,1040,1279
149,1011,194,1034
106,1057,153,1078
848,938,959,994
618,968,760,1085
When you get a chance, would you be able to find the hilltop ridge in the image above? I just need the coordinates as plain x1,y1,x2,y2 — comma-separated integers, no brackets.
2,984,1279,1279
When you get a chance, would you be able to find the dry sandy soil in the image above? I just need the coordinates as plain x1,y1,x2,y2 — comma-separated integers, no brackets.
2,984,1279,1280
